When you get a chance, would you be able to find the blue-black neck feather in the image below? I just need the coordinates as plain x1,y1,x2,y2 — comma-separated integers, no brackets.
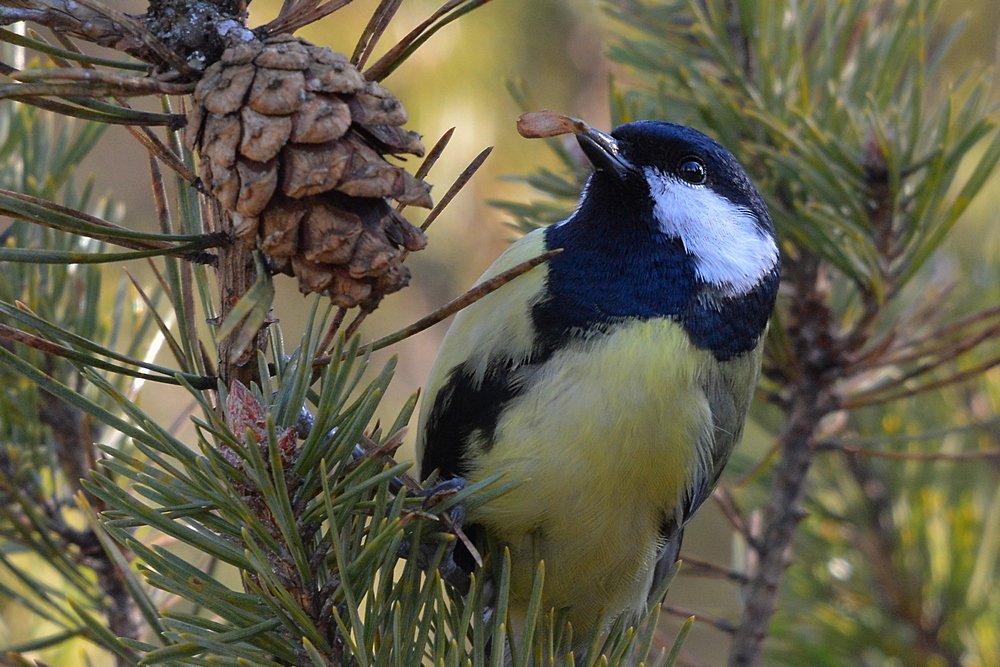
535,176,778,361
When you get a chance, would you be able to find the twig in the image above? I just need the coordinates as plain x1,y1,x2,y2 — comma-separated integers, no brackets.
364,0,496,82
180,240,206,376
0,321,208,387
711,482,753,542
875,324,999,371
214,199,266,387
33,391,142,667
728,258,840,667
0,188,224,259
888,301,1000,365
125,118,198,185
843,326,898,373
420,145,492,232
0,0,145,54
819,441,1000,462
276,0,299,21
124,268,188,371
842,453,962,664
413,128,455,181
847,283,957,370
0,91,182,126
145,257,174,303
43,31,198,183
679,556,749,584
661,604,737,634
353,0,404,69
0,80,188,99
12,67,193,93
312,249,561,370
53,30,140,70
842,354,1000,409
395,127,455,214
853,301,1000,374
318,306,348,356
342,306,371,341
0,322,81,363
820,415,1000,447
734,439,780,489
148,150,173,235
848,320,1000,401
261,0,356,36
199,339,217,385
1,25,146,70
71,0,197,77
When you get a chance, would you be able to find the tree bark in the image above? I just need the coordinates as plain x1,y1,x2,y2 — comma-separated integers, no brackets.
728,259,841,666
213,200,267,388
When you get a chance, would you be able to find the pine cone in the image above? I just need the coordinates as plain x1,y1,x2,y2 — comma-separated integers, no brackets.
186,34,430,308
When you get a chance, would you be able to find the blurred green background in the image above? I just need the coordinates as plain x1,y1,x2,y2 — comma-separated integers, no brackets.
4,0,999,664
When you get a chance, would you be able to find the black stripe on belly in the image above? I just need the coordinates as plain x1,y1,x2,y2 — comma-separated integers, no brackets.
420,355,544,481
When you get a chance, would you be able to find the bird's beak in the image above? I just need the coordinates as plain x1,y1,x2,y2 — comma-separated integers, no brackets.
576,128,633,178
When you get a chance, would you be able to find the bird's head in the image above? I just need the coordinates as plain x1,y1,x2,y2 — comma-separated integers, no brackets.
575,121,779,298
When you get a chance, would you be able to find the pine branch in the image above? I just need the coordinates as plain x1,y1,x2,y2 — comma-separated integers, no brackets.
0,0,146,55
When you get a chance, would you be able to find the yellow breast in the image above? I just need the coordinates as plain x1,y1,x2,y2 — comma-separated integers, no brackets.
464,318,716,636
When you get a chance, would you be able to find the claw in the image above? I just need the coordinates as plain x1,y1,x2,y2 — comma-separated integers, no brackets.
424,478,470,590
420,477,466,508
347,442,477,591
396,477,475,593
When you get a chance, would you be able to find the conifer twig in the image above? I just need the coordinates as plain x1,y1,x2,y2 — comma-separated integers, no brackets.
0,322,181,385
413,128,455,181
71,0,196,76
342,307,371,342
419,145,493,232
711,482,753,543
312,249,561,369
679,556,749,584
660,605,737,634
819,442,1000,462
353,0,404,69
124,268,188,372
261,0,355,36
0,0,145,55
318,306,349,356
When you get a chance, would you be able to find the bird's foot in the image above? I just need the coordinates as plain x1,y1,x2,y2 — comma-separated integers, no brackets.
346,445,473,591
401,477,473,593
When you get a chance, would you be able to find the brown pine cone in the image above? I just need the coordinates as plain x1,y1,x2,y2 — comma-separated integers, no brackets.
186,34,430,309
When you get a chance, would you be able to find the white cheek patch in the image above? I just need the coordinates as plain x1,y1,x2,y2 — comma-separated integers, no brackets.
644,167,778,297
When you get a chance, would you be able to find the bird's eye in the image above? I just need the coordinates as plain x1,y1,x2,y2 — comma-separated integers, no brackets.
677,158,707,185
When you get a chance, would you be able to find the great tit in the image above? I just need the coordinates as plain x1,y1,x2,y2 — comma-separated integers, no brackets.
416,121,779,648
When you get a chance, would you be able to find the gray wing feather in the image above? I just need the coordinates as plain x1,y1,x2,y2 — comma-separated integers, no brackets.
648,357,759,601
647,528,684,605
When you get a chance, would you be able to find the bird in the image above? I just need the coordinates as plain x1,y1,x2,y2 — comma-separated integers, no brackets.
415,120,780,652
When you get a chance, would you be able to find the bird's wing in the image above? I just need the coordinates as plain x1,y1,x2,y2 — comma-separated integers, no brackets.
648,349,763,602
648,528,684,604
417,227,551,480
